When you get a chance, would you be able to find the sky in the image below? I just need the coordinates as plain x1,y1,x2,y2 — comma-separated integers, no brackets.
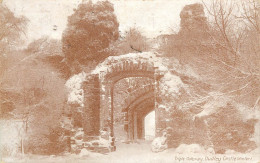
3,0,202,43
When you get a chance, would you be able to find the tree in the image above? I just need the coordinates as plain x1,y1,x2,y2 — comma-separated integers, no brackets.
240,0,260,34
0,3,76,148
201,0,260,107
0,4,27,53
26,37,62,57
1,55,68,154
0,4,27,78
62,0,119,71
157,2,259,152
0,4,27,119
25,37,72,79
159,1,260,108
113,28,151,55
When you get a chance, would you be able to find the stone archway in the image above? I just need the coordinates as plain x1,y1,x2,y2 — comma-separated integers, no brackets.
82,53,165,151
122,83,155,141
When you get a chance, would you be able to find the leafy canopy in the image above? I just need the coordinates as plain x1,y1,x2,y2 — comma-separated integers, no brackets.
62,1,119,65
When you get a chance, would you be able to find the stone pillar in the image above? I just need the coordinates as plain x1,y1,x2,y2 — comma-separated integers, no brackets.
109,81,116,151
141,117,145,139
154,67,161,137
154,68,166,137
100,80,116,151
123,111,129,141
100,83,108,134
99,71,106,132
134,112,138,141
128,110,134,141
83,74,100,141
99,80,112,136
137,116,145,139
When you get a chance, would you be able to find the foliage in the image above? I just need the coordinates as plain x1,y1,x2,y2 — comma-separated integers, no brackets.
25,124,68,155
0,4,27,84
1,53,68,153
26,37,63,58
0,4,27,119
1,31,69,154
159,1,260,108
1,0,259,155
158,1,259,153
0,4,27,55
167,108,194,148
25,37,71,79
205,103,257,153
62,0,119,68
113,28,151,55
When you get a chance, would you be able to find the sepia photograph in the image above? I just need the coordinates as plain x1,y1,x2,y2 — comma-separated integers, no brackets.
0,0,259,162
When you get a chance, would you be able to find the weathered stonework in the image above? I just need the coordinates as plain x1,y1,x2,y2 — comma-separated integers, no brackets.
82,74,100,140
79,55,166,152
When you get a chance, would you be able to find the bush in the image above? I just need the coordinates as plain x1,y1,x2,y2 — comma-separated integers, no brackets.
24,126,68,155
62,1,119,65
205,103,257,153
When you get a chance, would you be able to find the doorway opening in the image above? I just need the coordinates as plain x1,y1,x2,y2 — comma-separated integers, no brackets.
144,110,155,141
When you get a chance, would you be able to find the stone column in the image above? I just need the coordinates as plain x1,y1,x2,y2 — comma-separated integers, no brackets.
154,67,161,137
99,79,116,151
134,112,138,141
141,117,145,139
99,80,115,151
99,81,109,136
123,111,129,141
137,115,145,139
99,71,106,132
83,74,100,141
128,110,134,141
154,68,166,137
109,80,116,151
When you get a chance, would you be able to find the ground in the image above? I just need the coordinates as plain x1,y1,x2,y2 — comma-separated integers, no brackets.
2,141,260,163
